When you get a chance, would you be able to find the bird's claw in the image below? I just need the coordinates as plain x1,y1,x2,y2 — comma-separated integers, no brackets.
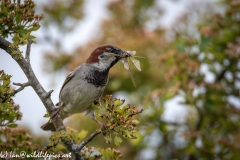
94,119,108,130
100,122,108,130
50,108,61,119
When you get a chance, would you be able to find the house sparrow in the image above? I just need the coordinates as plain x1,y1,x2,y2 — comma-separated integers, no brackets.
41,45,129,131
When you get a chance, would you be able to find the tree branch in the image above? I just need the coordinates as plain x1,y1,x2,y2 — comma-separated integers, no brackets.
186,100,204,160
194,107,203,131
76,131,102,151
2,82,30,103
25,39,32,62
128,108,144,117
13,82,30,95
0,35,101,159
160,120,184,126
45,89,54,98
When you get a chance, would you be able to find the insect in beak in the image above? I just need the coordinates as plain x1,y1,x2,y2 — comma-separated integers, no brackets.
121,51,141,71
120,51,142,87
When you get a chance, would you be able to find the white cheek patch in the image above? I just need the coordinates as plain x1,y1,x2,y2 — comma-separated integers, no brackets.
95,52,118,71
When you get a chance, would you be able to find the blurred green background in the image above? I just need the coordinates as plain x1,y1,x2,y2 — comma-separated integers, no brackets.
1,0,240,159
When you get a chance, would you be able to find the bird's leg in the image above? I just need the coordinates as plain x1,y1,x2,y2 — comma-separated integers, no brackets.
94,119,106,129
50,103,63,119
90,110,107,129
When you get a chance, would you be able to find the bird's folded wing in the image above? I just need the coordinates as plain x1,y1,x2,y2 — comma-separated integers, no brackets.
58,71,75,99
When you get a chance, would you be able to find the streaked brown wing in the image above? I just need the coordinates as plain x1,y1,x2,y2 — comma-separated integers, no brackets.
58,71,75,100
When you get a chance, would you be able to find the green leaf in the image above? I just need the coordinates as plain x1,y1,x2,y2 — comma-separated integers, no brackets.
131,119,140,125
113,98,124,108
29,25,40,32
104,134,112,144
43,113,50,118
7,123,18,128
74,130,88,143
29,35,36,39
15,14,21,23
114,136,122,146
199,35,212,51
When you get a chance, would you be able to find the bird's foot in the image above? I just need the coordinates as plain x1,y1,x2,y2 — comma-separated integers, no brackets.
94,119,107,130
50,107,61,119
100,122,108,130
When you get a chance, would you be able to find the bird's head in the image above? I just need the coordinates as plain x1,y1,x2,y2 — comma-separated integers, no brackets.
86,45,129,71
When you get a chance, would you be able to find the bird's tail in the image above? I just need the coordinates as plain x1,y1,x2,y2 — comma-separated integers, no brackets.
41,121,56,131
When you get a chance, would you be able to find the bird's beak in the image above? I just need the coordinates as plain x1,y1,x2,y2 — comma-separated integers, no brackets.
118,50,130,58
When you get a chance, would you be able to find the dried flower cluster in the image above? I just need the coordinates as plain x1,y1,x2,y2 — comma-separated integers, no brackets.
0,127,41,152
45,95,142,159
0,70,22,128
0,0,43,44
81,147,122,160
93,95,143,146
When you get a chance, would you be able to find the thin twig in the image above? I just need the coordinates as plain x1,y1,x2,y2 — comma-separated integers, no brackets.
13,82,30,95
215,68,227,82
76,131,102,151
25,39,33,62
1,82,30,103
128,108,144,117
160,120,184,126
45,90,54,98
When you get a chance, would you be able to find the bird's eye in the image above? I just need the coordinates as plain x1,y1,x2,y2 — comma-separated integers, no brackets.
99,54,105,59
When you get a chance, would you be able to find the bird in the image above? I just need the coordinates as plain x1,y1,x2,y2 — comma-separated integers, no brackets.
41,44,129,131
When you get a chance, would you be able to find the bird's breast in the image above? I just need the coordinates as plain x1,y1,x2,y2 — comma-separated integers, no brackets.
60,78,105,114
85,69,109,87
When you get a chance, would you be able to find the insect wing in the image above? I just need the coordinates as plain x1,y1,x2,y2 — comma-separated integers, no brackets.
126,51,136,56
130,57,141,71
126,62,136,88
131,51,136,56
121,59,130,70
129,69,136,87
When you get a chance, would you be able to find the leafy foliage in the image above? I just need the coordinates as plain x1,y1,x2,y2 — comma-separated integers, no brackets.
0,0,144,159
45,95,142,159
41,0,240,159
0,70,21,128
93,95,142,146
41,0,84,32
46,130,71,151
97,148,122,160
43,52,73,72
0,127,41,152
81,147,122,160
0,0,43,44
2,0,240,159
0,71,42,154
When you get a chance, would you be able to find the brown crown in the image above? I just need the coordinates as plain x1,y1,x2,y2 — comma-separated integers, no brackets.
86,44,120,63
